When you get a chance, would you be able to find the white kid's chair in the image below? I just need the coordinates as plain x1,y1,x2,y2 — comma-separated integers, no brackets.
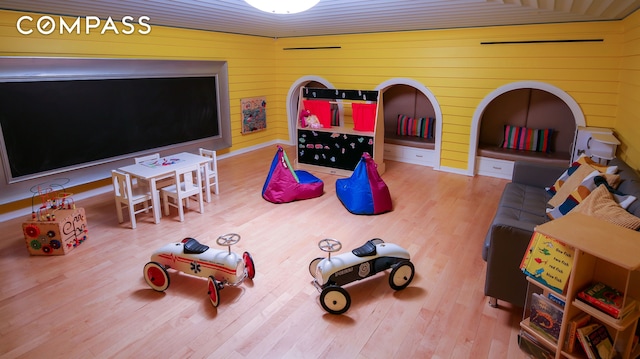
198,148,219,202
161,164,204,222
134,153,160,164
111,170,155,229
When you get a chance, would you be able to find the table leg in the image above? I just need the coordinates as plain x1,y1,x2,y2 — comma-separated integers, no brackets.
204,166,212,203
151,179,161,224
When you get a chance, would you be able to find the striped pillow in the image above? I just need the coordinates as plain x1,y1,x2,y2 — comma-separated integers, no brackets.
396,115,435,139
502,125,552,152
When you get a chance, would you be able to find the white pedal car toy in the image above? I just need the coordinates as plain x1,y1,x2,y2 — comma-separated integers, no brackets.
309,238,415,314
143,233,255,307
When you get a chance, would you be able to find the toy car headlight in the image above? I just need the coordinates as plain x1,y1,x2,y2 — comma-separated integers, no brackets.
236,261,244,278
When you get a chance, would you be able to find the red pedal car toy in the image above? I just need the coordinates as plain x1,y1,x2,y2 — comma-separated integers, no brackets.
309,238,415,314
143,233,255,307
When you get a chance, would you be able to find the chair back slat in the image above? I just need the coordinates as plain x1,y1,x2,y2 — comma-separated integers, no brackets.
174,165,201,196
134,153,160,164
112,170,133,201
199,148,219,199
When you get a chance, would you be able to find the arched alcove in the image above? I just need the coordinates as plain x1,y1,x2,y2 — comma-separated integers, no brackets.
469,81,585,178
286,76,335,145
375,78,442,170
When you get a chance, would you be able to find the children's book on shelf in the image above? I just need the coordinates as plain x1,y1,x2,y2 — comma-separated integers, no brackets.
518,331,555,359
529,293,564,342
547,292,566,307
520,231,575,294
576,323,600,359
577,282,637,319
586,323,616,359
565,312,591,353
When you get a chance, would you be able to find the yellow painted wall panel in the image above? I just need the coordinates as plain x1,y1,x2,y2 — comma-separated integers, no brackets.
440,158,468,170
445,114,479,127
2,8,639,181
441,142,470,154
572,92,619,106
440,150,469,163
620,53,640,69
617,9,640,170
442,133,471,145
274,17,634,170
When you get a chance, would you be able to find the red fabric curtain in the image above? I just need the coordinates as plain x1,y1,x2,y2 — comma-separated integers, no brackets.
303,100,332,128
351,103,377,132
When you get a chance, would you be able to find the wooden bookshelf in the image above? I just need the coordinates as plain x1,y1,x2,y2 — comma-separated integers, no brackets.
521,213,640,359
295,87,385,176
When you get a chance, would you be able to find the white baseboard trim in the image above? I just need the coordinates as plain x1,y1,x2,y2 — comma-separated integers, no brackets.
436,166,473,176
217,139,290,160
1,140,293,222
0,185,113,222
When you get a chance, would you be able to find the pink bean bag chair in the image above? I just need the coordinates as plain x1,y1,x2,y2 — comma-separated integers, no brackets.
262,146,324,203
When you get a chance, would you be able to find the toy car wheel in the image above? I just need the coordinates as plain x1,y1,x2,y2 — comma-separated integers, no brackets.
217,233,240,247
207,276,220,307
308,257,323,277
243,251,256,280
144,262,170,292
389,261,415,290
320,285,351,315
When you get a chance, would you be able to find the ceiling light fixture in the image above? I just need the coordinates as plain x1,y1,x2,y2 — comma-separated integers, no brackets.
244,0,320,14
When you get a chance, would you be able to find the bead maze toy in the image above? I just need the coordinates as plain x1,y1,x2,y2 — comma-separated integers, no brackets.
22,179,88,256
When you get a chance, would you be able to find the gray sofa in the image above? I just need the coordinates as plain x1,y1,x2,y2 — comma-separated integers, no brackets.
482,157,640,307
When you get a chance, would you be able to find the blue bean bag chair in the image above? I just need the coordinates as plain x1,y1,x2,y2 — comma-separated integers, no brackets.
262,146,324,203
336,153,392,215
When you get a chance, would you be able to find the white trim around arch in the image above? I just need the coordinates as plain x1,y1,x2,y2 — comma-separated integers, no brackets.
286,76,335,145
375,78,443,170
468,81,586,176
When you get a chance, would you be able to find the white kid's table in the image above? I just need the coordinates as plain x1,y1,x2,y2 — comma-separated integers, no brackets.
117,152,212,224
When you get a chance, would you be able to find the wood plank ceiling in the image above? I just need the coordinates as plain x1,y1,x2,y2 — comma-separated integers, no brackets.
1,0,639,38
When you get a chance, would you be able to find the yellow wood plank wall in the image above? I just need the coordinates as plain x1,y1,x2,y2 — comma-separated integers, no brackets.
1,8,639,213
618,9,640,170
274,21,628,170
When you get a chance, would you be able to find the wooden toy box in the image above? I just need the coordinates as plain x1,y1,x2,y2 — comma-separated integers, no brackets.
22,208,88,255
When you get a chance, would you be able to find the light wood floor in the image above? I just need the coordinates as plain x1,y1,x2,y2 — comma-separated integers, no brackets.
0,145,530,359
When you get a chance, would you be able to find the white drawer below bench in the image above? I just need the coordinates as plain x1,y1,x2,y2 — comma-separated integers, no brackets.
476,156,514,180
383,143,434,167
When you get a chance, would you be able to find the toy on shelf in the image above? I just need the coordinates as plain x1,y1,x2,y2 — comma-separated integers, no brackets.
309,238,415,314
143,233,255,308
299,109,322,129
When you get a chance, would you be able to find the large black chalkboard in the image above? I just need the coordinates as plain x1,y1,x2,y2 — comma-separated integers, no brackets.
0,76,219,179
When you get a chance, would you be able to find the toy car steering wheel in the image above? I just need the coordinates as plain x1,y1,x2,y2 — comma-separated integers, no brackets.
217,233,241,247
318,238,342,253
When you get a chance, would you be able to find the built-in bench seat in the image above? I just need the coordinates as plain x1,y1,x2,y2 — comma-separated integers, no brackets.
478,145,570,167
382,84,436,159
478,88,576,168
384,134,434,150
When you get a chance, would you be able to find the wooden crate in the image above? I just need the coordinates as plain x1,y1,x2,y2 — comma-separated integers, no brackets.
22,208,88,255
